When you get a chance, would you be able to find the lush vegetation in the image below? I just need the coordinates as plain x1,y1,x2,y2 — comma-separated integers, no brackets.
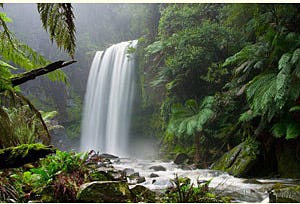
141,3,300,171
1,3,300,203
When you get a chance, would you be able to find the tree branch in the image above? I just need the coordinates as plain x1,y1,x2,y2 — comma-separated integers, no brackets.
10,60,76,87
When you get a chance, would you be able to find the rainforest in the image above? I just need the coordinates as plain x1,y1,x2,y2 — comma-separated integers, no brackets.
0,3,300,203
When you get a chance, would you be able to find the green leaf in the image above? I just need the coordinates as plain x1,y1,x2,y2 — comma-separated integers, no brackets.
289,106,300,112
286,122,300,139
271,121,286,138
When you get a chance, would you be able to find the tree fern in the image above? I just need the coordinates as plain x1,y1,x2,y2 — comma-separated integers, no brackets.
167,96,215,138
37,3,76,58
0,11,68,86
272,117,300,140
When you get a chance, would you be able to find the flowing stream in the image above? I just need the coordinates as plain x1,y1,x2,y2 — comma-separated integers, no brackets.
80,40,138,156
112,157,300,203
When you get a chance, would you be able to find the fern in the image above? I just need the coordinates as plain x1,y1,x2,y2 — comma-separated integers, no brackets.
246,73,277,120
0,11,68,85
167,96,215,139
271,118,300,140
37,3,76,58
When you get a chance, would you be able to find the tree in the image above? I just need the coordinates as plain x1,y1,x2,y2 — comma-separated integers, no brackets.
166,96,215,165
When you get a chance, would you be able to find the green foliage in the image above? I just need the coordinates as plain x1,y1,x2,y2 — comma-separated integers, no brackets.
161,174,229,203
10,150,88,202
167,96,215,139
0,10,68,91
37,3,76,58
0,91,51,148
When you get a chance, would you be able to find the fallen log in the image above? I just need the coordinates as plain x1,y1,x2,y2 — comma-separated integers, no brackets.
0,143,56,169
11,60,76,87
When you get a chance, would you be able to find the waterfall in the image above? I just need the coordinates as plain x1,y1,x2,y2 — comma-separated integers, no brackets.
80,40,138,156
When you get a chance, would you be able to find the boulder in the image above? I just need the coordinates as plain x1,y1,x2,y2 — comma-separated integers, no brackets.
269,185,300,203
76,181,131,202
128,172,146,184
123,168,135,177
149,165,166,171
211,139,261,177
174,153,189,165
149,173,159,178
99,153,118,159
130,185,156,202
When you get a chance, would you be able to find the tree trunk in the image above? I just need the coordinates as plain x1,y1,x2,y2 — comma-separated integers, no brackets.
10,60,76,87
194,133,201,164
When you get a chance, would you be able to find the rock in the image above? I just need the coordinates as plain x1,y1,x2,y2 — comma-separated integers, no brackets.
149,165,166,171
128,172,140,179
269,185,300,203
130,185,156,202
76,181,131,202
276,141,300,178
123,168,135,177
149,173,159,178
89,170,113,181
137,176,146,183
174,153,190,165
127,172,145,184
211,139,261,177
99,153,119,159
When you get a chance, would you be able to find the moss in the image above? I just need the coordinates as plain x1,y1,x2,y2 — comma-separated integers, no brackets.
130,185,156,202
0,143,56,168
76,181,132,202
270,184,300,203
212,139,261,177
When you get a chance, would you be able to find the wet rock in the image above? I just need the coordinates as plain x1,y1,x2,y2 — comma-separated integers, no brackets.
111,170,125,181
149,165,166,171
123,168,135,177
211,139,261,177
174,153,189,165
269,185,300,203
76,181,131,202
99,153,119,159
130,185,156,202
128,172,145,184
150,173,159,178
128,172,140,179
89,170,113,181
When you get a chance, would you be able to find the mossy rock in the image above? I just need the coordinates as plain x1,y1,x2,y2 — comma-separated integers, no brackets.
130,185,156,202
76,181,132,202
0,144,56,169
269,185,300,203
211,139,261,177
90,170,113,181
277,141,300,178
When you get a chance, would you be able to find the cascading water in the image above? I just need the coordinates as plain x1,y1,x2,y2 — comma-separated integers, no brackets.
80,40,138,156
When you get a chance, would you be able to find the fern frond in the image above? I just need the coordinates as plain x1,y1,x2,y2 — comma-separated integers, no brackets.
246,73,277,120
37,3,76,58
286,121,300,139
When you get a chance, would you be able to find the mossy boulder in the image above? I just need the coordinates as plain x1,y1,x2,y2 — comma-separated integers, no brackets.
276,141,300,178
0,144,56,169
76,181,132,202
131,185,156,202
211,139,261,177
269,185,300,203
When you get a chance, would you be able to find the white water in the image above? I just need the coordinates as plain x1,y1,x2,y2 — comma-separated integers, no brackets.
112,158,300,203
80,40,138,156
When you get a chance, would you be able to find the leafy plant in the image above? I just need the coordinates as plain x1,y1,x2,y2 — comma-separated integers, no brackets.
161,174,229,203
166,96,215,164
